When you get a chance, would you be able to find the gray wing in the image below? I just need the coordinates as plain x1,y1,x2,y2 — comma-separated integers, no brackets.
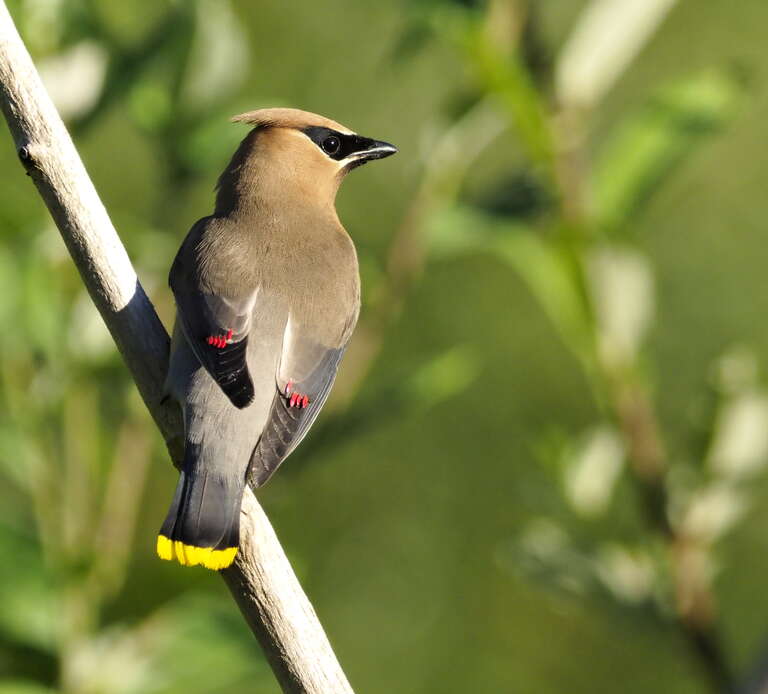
248,326,348,488
170,232,258,409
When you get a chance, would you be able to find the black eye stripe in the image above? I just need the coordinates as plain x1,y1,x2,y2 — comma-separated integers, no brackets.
302,126,374,161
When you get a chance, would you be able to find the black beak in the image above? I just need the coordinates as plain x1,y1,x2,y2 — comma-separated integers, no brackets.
359,138,398,161
348,137,397,166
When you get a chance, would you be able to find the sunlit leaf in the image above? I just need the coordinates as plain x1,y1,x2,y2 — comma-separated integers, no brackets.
424,203,502,258
594,544,657,605
462,23,553,172
405,345,479,411
707,390,768,479
679,483,746,543
181,0,249,109
496,233,590,352
563,425,625,517
38,40,107,120
129,80,173,132
592,67,747,230
586,245,655,370
556,0,678,109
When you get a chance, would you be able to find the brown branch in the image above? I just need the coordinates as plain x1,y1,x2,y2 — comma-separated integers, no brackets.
0,3,353,692
612,380,734,692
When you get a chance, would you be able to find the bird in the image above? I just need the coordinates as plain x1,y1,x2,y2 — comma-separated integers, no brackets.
157,108,397,570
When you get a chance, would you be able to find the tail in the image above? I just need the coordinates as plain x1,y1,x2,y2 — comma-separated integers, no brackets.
157,455,245,571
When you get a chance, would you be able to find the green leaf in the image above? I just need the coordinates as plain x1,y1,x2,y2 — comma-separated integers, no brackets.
425,206,594,367
462,23,554,173
494,231,594,364
592,67,748,230
425,203,505,258
426,204,595,368
406,345,480,411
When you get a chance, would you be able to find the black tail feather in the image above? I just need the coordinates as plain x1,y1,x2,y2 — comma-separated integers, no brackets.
157,450,245,570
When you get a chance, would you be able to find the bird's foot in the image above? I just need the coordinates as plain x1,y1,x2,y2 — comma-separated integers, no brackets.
206,329,233,348
284,380,310,408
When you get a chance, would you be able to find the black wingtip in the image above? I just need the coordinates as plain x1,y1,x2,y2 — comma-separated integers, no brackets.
230,390,254,409
223,378,255,409
208,336,254,408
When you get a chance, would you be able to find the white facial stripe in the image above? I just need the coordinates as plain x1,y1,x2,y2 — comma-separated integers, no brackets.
337,145,392,165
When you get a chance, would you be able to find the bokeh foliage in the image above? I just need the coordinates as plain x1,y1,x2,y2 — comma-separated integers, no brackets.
2,0,768,692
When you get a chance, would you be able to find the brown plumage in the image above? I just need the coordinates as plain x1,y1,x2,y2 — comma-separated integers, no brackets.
157,108,396,570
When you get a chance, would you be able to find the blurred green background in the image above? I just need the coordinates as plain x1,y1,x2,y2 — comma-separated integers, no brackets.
2,0,768,692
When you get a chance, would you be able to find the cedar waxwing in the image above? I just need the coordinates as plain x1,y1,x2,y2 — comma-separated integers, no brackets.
157,108,396,570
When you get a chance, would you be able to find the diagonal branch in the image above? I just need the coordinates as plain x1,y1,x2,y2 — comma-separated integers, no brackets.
0,3,353,692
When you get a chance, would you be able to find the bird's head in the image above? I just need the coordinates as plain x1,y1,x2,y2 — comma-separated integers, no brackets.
219,108,397,212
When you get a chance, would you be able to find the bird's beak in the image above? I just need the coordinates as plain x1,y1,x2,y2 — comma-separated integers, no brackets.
358,138,398,161
346,137,398,166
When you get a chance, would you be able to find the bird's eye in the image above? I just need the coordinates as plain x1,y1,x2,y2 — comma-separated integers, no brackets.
322,136,340,155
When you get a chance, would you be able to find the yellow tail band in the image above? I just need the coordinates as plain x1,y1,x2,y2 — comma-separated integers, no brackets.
156,535,238,570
